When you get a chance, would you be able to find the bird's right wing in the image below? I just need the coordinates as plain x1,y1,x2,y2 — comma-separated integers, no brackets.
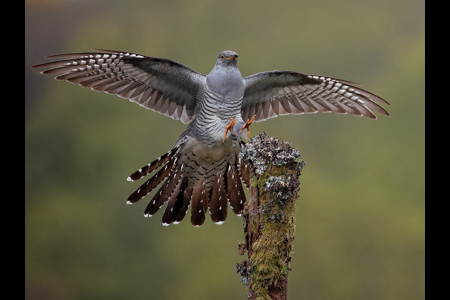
32,49,207,124
241,71,390,122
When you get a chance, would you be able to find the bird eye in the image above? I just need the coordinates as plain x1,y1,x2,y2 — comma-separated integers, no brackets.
220,54,225,60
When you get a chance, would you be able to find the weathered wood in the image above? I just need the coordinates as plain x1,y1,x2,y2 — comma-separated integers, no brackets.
236,133,305,300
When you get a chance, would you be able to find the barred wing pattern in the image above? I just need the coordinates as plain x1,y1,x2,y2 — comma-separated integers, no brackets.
31,49,206,124
241,71,390,122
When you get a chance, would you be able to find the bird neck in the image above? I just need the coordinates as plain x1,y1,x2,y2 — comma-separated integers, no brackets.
206,66,245,100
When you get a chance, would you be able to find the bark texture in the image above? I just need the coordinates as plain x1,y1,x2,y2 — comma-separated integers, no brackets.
236,133,305,300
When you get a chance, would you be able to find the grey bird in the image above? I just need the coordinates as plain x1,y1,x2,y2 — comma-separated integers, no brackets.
32,49,390,226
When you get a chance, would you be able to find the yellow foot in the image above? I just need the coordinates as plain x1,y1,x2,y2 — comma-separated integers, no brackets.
223,118,236,142
239,115,256,140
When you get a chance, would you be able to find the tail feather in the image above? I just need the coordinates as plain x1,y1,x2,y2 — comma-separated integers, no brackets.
127,146,180,182
126,145,251,226
162,176,188,225
209,173,228,224
127,155,177,204
190,180,209,226
173,186,192,224
226,163,246,216
238,155,251,188
145,165,183,217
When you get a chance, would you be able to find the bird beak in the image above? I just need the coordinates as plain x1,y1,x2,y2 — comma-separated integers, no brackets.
226,55,238,60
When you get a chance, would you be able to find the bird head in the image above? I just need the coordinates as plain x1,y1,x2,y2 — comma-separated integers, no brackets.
216,50,239,66
207,50,244,98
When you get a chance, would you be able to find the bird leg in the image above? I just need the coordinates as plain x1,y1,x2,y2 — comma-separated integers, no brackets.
223,118,236,142
239,115,256,140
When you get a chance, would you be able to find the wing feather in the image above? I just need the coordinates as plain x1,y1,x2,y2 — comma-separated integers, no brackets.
242,71,389,121
32,49,206,124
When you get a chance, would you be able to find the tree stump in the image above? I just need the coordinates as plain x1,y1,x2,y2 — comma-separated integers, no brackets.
236,133,305,300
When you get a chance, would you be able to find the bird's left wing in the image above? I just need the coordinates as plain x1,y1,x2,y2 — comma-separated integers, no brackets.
241,71,390,122
32,49,206,124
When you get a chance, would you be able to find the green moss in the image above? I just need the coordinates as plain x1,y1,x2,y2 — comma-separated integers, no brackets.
247,163,299,297
237,133,304,298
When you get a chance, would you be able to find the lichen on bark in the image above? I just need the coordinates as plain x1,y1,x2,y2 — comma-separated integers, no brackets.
237,133,305,300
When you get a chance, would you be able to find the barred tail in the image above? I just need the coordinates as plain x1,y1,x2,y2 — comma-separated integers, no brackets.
126,148,250,226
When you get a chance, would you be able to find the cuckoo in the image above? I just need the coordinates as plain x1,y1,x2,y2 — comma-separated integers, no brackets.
32,49,390,226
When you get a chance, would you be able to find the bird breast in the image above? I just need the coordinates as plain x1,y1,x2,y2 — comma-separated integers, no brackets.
206,67,245,100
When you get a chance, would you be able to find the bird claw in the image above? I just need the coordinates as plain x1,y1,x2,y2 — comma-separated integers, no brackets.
239,115,256,140
223,118,236,142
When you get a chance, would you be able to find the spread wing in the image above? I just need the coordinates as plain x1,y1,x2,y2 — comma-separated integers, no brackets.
32,49,206,124
241,71,390,122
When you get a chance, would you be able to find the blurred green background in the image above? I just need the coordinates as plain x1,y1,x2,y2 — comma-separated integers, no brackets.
25,0,424,299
